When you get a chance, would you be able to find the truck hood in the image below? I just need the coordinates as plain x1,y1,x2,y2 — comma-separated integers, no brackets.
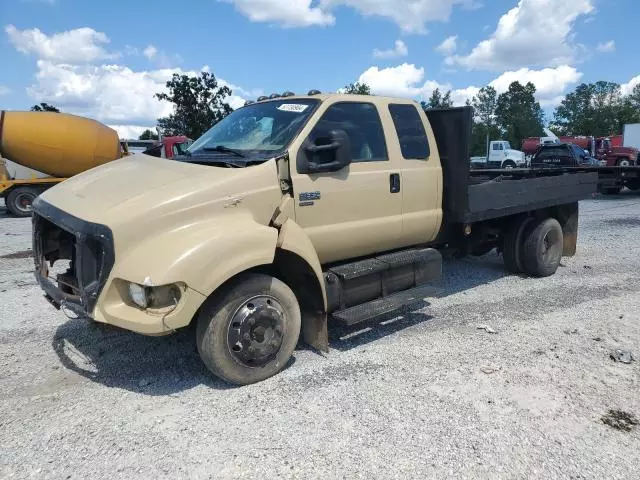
39,154,283,240
506,149,526,160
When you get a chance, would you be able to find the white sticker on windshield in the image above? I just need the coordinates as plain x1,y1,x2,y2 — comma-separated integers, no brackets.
277,104,309,113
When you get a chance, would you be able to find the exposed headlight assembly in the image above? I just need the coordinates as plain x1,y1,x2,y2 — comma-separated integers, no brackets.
127,282,182,312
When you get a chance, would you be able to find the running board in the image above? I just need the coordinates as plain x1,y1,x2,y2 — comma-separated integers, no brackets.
331,285,441,326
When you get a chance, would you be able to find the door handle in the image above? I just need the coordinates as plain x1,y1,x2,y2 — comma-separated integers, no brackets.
390,173,400,193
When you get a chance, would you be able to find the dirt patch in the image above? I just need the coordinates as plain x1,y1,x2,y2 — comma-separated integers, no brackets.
601,409,639,432
0,250,33,259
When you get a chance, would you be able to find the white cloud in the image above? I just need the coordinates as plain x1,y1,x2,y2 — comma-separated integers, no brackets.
488,65,582,106
224,0,477,32
27,61,254,126
436,35,458,55
143,45,158,59
108,125,154,140
6,24,259,133
0,85,11,95
621,75,640,96
355,63,581,107
596,40,615,53
222,0,335,27
356,63,475,104
5,24,117,64
373,40,408,59
447,0,594,71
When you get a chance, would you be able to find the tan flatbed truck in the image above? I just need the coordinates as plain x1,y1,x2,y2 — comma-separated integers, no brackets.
31,93,598,385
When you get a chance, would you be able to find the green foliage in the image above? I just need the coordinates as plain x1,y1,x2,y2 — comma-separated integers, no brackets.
553,81,640,136
468,86,500,156
138,129,159,140
343,82,371,95
420,88,453,110
30,103,59,112
155,71,233,140
494,81,544,149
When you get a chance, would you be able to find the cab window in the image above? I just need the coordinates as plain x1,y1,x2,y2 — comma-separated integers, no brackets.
308,102,388,162
388,104,430,159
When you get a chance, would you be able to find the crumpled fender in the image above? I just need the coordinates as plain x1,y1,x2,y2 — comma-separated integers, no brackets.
276,218,329,352
277,218,327,310
112,210,277,296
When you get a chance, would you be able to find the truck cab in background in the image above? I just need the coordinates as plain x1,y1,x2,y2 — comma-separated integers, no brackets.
470,140,527,169
121,136,193,159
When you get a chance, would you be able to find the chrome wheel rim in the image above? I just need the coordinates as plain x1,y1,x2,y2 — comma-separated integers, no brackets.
227,295,286,368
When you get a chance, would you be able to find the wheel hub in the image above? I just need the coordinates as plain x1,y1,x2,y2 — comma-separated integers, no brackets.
227,295,285,367
17,194,34,212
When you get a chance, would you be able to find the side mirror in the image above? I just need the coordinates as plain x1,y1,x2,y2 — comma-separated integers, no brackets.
298,129,352,174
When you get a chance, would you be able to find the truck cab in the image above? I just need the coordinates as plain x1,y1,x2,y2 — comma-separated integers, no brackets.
31,93,596,385
471,140,526,169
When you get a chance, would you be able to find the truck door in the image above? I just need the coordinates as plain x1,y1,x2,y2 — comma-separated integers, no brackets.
291,101,403,265
387,103,441,245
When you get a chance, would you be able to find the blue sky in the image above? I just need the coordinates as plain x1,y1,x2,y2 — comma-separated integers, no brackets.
0,0,638,137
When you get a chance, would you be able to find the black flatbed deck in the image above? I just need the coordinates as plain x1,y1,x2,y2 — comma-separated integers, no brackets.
423,107,601,226
464,170,598,223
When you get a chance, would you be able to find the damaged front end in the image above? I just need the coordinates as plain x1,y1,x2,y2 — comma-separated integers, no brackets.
32,198,114,319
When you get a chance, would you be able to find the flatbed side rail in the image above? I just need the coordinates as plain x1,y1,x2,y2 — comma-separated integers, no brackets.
464,171,598,223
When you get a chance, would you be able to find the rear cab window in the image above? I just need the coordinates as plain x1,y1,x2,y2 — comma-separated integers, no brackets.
388,104,430,159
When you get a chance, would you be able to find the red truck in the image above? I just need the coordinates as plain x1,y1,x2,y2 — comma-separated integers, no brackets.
122,135,192,158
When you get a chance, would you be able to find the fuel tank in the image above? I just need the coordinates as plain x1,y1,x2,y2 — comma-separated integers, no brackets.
0,110,123,178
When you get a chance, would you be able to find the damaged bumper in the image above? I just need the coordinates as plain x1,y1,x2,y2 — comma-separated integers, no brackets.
32,198,205,335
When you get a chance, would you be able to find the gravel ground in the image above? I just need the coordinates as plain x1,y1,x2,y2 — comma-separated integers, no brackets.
1,194,639,479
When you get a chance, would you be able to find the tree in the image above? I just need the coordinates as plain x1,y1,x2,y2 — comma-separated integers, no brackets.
553,81,640,137
495,81,544,149
627,83,640,112
469,86,500,156
421,88,453,110
139,129,159,140
31,102,59,112
343,82,371,95
155,71,233,139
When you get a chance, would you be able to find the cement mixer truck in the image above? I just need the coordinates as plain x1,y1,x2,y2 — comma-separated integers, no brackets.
0,111,126,217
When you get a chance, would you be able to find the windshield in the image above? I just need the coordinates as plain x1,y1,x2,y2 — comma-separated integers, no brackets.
187,99,320,157
504,141,512,150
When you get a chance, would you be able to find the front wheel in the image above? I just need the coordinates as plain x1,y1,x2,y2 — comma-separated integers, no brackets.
503,160,516,169
196,273,301,386
5,187,38,217
617,158,631,167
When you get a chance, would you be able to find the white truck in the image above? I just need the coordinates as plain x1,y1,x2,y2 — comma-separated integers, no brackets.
623,123,640,152
470,140,527,169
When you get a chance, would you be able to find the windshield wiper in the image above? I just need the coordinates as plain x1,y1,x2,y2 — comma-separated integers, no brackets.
203,145,246,157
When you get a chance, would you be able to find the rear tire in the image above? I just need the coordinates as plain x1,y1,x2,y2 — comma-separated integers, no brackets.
502,217,535,273
5,187,38,217
196,273,301,386
522,218,564,278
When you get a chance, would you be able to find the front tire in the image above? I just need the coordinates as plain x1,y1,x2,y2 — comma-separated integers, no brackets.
6,187,38,217
196,273,301,386
503,160,516,169
617,158,631,167
522,218,564,278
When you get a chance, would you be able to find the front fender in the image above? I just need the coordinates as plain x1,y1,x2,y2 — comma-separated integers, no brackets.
277,219,327,310
276,218,329,352
112,211,278,296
